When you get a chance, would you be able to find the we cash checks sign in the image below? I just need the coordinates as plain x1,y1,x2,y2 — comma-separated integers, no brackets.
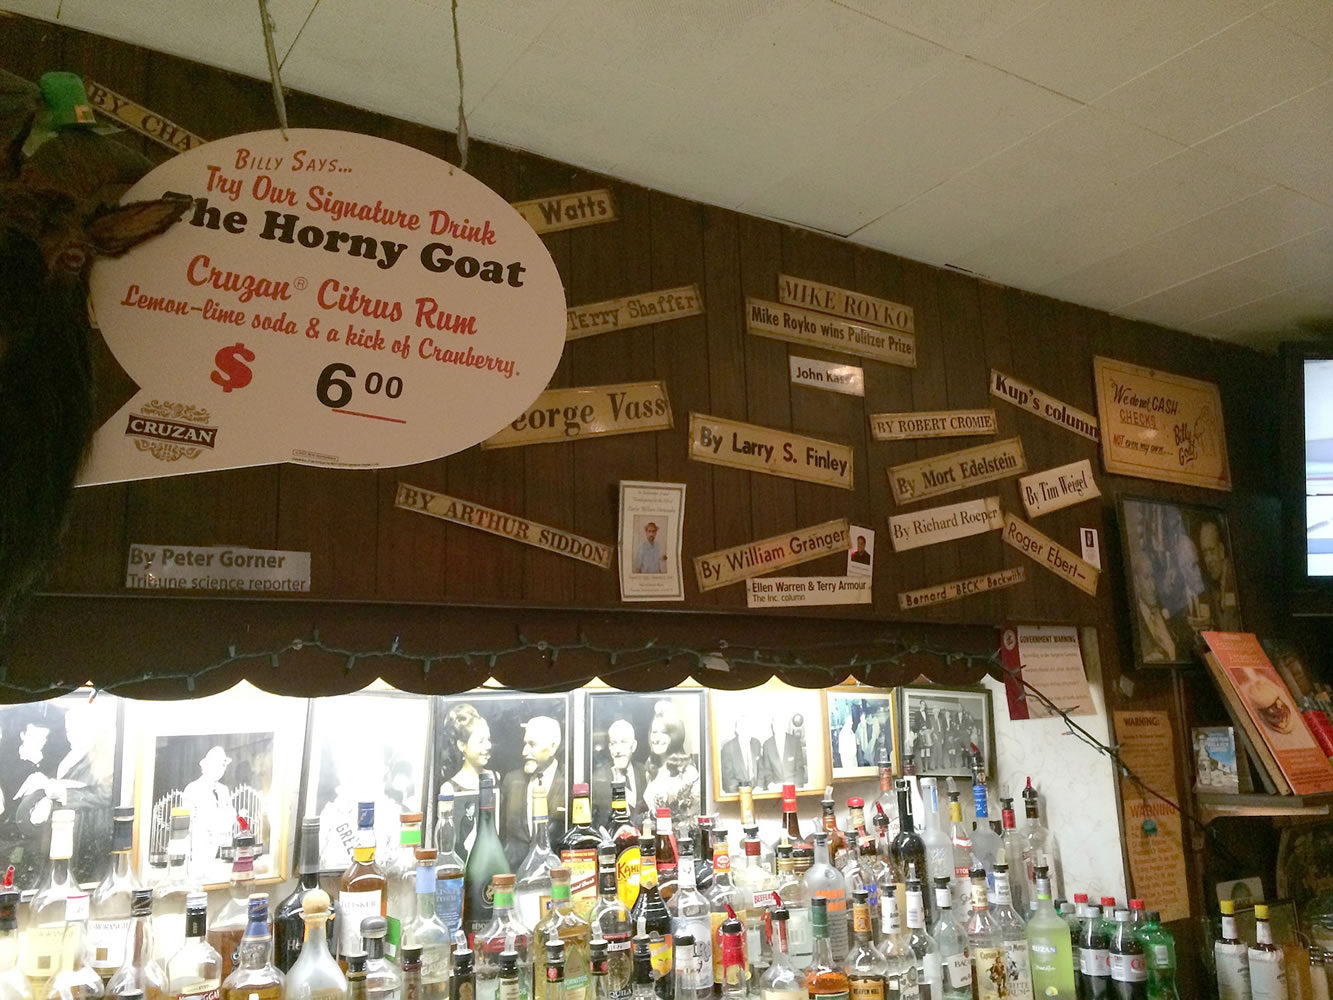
83,129,567,484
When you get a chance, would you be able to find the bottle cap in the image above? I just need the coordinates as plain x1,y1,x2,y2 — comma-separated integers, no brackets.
610,780,626,799
550,866,571,884
1086,904,1101,917
492,873,516,889
1129,898,1144,910
589,939,607,961
130,888,152,916
1255,904,1270,919
744,839,760,857
573,783,590,798
933,875,950,888
656,806,671,818
597,843,617,865
0,891,17,930
113,806,135,821
479,772,495,790
301,888,331,917
453,946,472,974
402,945,423,966
776,844,792,859
438,788,454,803
415,847,438,863
301,816,321,834
697,815,713,829
679,840,694,859
357,801,375,828
500,949,518,973
186,891,208,911
1074,893,1089,903
246,893,268,922
117,992,145,1000
400,812,424,824
1220,899,1235,915
545,938,565,962
361,915,388,938
638,835,654,852
1115,909,1129,921
676,931,694,947
847,797,864,808
346,952,367,974
853,887,868,904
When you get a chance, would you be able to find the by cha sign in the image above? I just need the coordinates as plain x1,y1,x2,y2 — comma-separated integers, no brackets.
82,129,567,484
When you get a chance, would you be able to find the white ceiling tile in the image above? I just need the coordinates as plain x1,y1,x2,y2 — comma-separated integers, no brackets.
1261,0,1333,53
830,0,1050,54
1189,279,1333,343
1094,14,1333,144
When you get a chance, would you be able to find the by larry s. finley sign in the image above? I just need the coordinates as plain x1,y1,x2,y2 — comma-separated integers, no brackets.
82,129,567,485
695,519,850,592
688,413,853,490
1093,356,1231,491
887,437,1026,505
482,381,672,448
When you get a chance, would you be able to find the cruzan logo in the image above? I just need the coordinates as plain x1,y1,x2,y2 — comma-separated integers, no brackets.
124,401,217,462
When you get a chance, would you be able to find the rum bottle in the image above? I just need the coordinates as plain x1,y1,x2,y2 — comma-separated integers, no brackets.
106,889,167,1000
465,776,511,943
207,831,256,980
165,894,220,1000
1248,904,1286,1000
283,888,347,1000
220,895,283,1000
666,846,710,1000
562,787,600,921
339,803,388,966
434,792,466,939
964,868,1004,1000
992,855,1033,999
478,874,531,1000
276,818,336,974
90,808,140,985
930,877,972,1000
804,899,850,1000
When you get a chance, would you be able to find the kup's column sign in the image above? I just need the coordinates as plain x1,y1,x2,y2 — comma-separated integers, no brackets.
82,129,568,484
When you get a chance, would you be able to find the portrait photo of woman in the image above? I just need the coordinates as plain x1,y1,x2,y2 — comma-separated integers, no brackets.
436,701,496,860
642,700,701,834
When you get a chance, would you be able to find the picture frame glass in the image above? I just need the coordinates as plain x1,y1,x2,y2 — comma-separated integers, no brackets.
826,690,893,780
897,685,993,778
708,681,827,800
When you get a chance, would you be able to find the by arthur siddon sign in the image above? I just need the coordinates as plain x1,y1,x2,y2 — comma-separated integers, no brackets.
82,129,566,484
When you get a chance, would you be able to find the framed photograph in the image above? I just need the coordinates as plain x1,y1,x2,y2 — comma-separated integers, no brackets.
618,481,686,602
131,683,305,888
1277,821,1333,918
707,681,828,801
1118,495,1242,668
434,692,570,869
298,686,432,873
0,690,122,889
846,525,875,578
824,688,893,780
897,685,994,779
586,689,706,834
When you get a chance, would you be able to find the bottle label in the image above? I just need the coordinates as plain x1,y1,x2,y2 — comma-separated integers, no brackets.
972,946,1005,1000
227,988,281,1000
922,950,943,985
1080,947,1110,977
22,925,65,979
179,988,221,1000
710,912,726,984
786,907,812,961
933,887,951,911
945,952,972,988
674,943,706,994
1222,916,1238,939
899,969,920,1000
1215,943,1252,1000
648,934,673,979
337,889,383,956
993,874,1012,906
1257,921,1273,946
1250,950,1287,998
87,917,130,971
436,876,465,934
808,992,848,1000
761,989,805,1000
1003,939,1033,994
616,846,641,911
386,915,402,958
849,976,884,1000
852,905,871,935
814,888,848,957
562,848,599,918
1110,952,1147,983
1153,943,1171,967
905,893,924,929
970,882,988,910
498,983,521,1000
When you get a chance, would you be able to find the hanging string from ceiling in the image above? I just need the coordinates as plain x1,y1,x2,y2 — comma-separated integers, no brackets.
451,0,470,170
257,0,290,137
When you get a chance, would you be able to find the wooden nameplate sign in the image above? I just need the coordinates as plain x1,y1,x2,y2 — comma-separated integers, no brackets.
746,298,916,368
512,189,618,234
567,285,703,341
990,369,1099,442
1001,513,1098,596
898,566,1026,610
694,519,850,592
688,413,853,490
887,437,1026,505
482,381,672,448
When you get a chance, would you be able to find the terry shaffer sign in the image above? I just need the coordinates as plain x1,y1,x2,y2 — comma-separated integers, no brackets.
82,129,567,483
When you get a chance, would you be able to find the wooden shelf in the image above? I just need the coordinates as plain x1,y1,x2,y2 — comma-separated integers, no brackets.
1195,791,1333,823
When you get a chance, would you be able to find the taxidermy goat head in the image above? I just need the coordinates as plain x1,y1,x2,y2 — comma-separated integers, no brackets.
0,70,190,630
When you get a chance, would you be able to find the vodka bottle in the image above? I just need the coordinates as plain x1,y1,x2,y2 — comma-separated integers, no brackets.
991,857,1033,999
969,784,1000,905
917,780,952,897
283,889,347,1000
387,813,425,960
904,870,940,999
670,930,701,1000
801,834,848,963
1025,867,1075,998
944,784,972,918
90,808,141,985
1020,779,1062,906
667,846,711,1000
106,889,167,1000
930,877,971,1000
998,797,1027,917
1248,904,1286,1000
404,850,451,1000
965,868,1004,1000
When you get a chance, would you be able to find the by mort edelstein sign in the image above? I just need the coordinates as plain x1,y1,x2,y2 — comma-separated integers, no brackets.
746,298,916,368
694,519,849,592
482,381,672,448
778,274,915,334
688,414,853,490
990,369,1099,442
566,285,703,342
887,437,1026,505
898,566,1026,611
1017,459,1101,518
1001,513,1098,596
888,496,1003,553
869,409,997,442
1093,356,1231,491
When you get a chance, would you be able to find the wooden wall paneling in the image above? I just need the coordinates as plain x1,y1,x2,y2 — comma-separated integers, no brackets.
738,218,797,545
649,192,714,603
700,207,751,609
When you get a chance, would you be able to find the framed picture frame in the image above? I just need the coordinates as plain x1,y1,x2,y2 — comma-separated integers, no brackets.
130,683,306,889
896,685,994,779
0,690,123,890
586,689,706,834
1118,495,1242,668
1277,821,1333,919
297,685,432,874
707,681,828,801
434,691,570,870
824,688,893,780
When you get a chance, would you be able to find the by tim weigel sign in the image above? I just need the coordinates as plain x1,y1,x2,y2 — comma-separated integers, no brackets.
82,129,567,484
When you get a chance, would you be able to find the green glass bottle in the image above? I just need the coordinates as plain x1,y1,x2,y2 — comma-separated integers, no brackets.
1137,910,1179,1000
465,774,511,942
1025,866,1075,998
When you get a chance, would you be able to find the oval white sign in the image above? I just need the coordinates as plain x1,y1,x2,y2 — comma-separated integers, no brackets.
82,129,566,483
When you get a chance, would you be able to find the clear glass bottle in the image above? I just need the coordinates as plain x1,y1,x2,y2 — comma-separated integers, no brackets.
803,899,850,1000
704,833,741,991
284,888,347,1000
348,955,368,1000
758,903,803,1000
404,850,451,1000
152,809,194,970
220,895,283,1000
450,945,474,1000
1079,903,1111,999
497,950,522,1000
671,932,702,1000
534,868,590,1000
588,846,630,1000
542,940,566,1000
842,835,879,946
734,838,776,981
965,868,1004,1000
275,818,335,975
930,876,972,1000
90,808,141,985
844,890,885,1000
816,794,847,869
944,784,972,918
434,792,466,940
878,881,917,1000
26,810,80,998
402,948,423,1000
516,788,557,932
917,779,952,900
1025,867,1075,999
1020,779,1062,905
339,803,388,966
465,777,510,945
1250,903,1288,1000
361,918,401,1000
667,845,710,1000
904,869,940,997
629,939,654,1000
588,941,609,1000
998,797,1027,917
716,910,746,1000
991,856,1033,999
387,813,425,960
478,874,531,1000
1109,909,1147,1000
106,889,167,1000
968,784,1000,905
773,848,811,973
43,892,104,1000
875,750,899,841
165,893,221,1000
801,833,848,964
0,889,31,1000
207,832,255,981
1137,910,1178,1000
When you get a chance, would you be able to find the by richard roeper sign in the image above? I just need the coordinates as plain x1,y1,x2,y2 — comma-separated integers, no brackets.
82,129,567,484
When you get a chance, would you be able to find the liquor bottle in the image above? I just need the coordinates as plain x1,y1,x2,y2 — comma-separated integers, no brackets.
451,945,474,1000
991,855,1033,999
1021,779,1062,906
516,786,557,931
283,888,347,1000
91,808,141,985
874,751,899,841
802,833,848,964
871,808,891,874
771,786,804,860
705,833,741,990
817,793,847,867
1109,909,1147,1000
844,889,885,1000
691,819,714,894
891,781,927,928
543,941,566,1000
848,799,870,847
1025,866,1075,999
877,883,917,1000
589,847,630,1000
361,918,402,1000
917,779,952,898
165,893,221,1000
275,818,335,975
562,787,600,921
931,876,972,1000
607,787,640,913
716,909,745,1000
387,813,425,959
152,810,195,969
759,901,803,1000
499,950,522,1000
773,848,811,972
667,845,710,1000
535,869,590,1000
404,850,451,1000
1137,911,1178,1000
629,939,654,1000
43,891,104,1000
1249,904,1287,1000
0,889,32,1000
106,889,167,1000
671,932,702,1000
944,783,972,918
629,847,670,992
651,811,678,906
349,955,368,1000
998,797,1027,917
340,803,389,966
435,792,466,939
207,831,256,980
969,782,1000,904
735,838,776,981
901,756,927,836
26,810,80,997
842,838,878,946
220,895,283,1000
478,874,531,1000
403,948,423,1000
465,775,510,944
905,868,941,998
589,940,609,1000
965,868,1004,1000
804,899,850,1000
1079,904,1111,1000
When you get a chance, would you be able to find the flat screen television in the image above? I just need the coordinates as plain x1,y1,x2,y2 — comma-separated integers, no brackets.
1281,343,1333,615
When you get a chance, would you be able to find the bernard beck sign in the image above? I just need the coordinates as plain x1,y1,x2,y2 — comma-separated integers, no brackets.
82,129,566,484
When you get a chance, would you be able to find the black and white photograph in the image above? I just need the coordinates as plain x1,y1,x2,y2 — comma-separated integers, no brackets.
825,688,893,779
708,681,828,801
0,691,120,888
897,685,993,779
846,525,875,578
132,684,304,887
587,689,705,835
434,692,569,869
300,687,431,872
1118,495,1242,668
618,481,686,602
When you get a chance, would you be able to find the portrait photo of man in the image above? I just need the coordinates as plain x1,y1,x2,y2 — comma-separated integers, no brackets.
500,714,565,866
631,519,668,574
850,535,872,565
708,684,828,801
590,718,646,831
